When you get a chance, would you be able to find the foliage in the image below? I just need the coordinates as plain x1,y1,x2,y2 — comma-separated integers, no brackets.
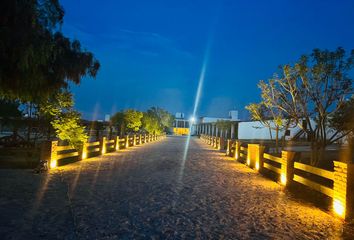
111,109,143,134
259,48,354,165
246,83,291,152
112,107,173,135
124,109,143,132
0,99,22,118
0,0,100,102
142,112,161,134
39,92,87,148
111,112,126,136
147,107,174,131
330,95,354,141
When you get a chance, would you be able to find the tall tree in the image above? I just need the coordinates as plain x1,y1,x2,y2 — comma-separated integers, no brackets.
261,48,354,165
246,80,292,152
0,0,100,102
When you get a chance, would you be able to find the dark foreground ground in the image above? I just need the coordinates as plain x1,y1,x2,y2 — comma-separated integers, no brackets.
1,136,354,239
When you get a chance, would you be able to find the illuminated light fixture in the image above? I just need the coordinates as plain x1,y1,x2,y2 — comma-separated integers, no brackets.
190,116,196,124
333,199,345,218
280,174,287,185
82,151,87,160
101,145,106,154
50,160,57,169
255,161,260,170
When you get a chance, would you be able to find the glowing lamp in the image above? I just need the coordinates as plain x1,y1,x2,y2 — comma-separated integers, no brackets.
50,160,57,169
82,151,87,160
333,199,345,218
190,116,196,124
255,162,260,170
280,174,287,185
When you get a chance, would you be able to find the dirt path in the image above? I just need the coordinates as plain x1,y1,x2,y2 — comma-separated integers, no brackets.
0,136,353,239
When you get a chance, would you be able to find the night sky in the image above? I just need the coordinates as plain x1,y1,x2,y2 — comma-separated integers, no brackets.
60,0,354,120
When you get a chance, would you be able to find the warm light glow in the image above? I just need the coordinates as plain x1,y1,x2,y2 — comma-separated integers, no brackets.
82,151,87,160
235,152,238,160
281,174,287,185
50,160,57,169
246,157,250,166
255,161,259,170
333,199,345,218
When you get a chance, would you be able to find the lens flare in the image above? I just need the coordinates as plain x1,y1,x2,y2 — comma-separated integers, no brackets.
178,41,212,180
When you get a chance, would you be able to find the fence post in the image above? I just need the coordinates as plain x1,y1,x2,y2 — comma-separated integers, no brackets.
81,141,88,159
280,151,296,186
218,137,222,150
333,161,354,219
226,139,230,156
101,137,107,154
257,145,265,171
125,135,129,148
40,140,58,169
115,136,120,151
235,141,240,160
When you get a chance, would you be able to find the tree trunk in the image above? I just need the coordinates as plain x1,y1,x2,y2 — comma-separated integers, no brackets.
268,127,273,140
275,126,279,153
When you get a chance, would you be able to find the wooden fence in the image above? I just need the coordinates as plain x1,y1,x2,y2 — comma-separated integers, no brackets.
41,133,166,170
200,134,354,220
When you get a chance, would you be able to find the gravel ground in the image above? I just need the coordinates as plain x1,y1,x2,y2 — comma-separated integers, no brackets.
1,136,354,239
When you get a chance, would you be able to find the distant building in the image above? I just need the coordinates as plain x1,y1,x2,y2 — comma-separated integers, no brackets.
172,112,190,135
198,110,240,123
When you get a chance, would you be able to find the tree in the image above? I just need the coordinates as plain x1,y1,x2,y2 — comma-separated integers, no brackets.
0,98,23,140
330,95,354,144
142,112,161,134
0,98,22,119
111,112,126,136
260,48,354,165
0,0,100,102
111,109,143,134
124,109,143,132
147,107,174,131
39,91,88,149
246,81,292,152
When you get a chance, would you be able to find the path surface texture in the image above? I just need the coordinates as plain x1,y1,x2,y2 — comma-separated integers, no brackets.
1,136,354,239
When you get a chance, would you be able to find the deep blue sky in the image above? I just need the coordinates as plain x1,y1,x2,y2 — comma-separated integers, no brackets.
60,0,354,120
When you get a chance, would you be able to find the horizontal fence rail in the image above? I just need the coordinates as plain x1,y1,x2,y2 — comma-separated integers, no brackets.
199,133,353,220
41,133,166,170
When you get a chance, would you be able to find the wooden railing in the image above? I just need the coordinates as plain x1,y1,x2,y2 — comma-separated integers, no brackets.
200,133,353,219
42,133,166,169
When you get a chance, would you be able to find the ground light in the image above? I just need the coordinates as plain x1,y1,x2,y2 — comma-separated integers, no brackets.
333,199,345,218
50,160,57,169
280,174,287,185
